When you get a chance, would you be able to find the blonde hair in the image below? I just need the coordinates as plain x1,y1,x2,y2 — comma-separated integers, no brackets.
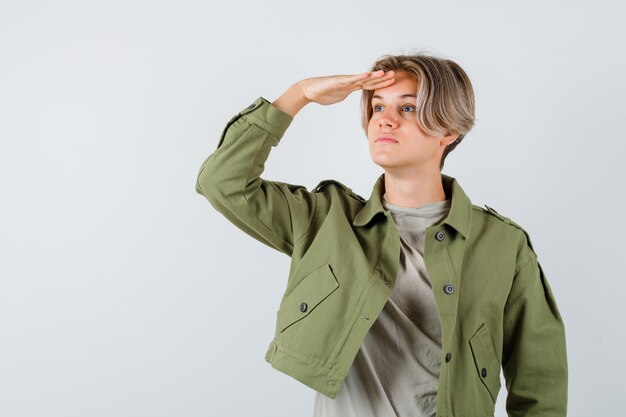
361,52,476,170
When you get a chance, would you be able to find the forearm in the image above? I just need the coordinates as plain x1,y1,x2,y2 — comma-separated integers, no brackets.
272,81,310,118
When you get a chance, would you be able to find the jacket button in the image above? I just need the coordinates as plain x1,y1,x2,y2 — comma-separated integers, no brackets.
435,231,446,241
445,352,452,363
247,103,255,109
443,284,455,294
300,302,308,313
481,368,487,378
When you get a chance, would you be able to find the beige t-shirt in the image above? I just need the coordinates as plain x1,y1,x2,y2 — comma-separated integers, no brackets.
313,193,451,417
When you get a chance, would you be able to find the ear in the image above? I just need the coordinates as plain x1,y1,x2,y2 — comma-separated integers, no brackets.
440,130,460,146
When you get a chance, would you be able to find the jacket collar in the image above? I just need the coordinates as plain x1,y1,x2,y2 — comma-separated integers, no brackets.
352,172,472,239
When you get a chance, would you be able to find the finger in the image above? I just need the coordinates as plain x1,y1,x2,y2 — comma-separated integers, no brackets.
368,76,396,86
361,70,387,81
346,72,371,82
349,75,395,92
354,70,394,85
357,76,395,90
346,70,394,91
361,77,396,90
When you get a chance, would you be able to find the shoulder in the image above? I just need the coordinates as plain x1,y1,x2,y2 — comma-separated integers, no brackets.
472,204,537,255
312,179,367,203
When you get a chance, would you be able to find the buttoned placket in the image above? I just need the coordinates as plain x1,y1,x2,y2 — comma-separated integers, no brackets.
424,223,468,417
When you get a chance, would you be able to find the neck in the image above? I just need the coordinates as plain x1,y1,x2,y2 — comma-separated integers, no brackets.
383,169,447,208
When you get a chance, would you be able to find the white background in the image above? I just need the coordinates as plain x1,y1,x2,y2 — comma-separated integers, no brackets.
1,0,625,416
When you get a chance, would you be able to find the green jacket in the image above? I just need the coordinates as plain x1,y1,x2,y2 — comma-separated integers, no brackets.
195,96,568,417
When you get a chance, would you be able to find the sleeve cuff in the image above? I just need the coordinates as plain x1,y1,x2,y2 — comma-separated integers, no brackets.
238,96,294,139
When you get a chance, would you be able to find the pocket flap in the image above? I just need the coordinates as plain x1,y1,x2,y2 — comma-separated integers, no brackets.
277,264,339,333
469,323,502,403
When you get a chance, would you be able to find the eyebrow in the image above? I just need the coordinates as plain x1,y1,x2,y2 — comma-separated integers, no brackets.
372,94,416,100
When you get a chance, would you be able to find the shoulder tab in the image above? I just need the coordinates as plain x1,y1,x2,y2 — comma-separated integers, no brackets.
350,191,367,203
313,179,366,203
484,204,507,222
484,205,536,254
313,179,348,193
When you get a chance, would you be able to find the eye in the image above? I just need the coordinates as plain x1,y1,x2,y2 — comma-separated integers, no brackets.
372,104,416,113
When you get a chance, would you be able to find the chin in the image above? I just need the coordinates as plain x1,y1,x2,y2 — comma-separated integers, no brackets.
370,156,398,169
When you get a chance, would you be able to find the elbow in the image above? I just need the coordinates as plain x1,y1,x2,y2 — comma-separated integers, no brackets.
195,156,244,209
195,155,222,202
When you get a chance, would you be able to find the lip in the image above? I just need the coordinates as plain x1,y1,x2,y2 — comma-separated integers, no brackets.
376,136,398,143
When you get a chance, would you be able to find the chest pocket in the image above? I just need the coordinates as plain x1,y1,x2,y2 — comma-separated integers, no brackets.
277,264,340,333
469,323,502,403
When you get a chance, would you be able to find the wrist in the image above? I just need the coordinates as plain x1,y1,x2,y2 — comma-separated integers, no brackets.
272,82,309,118
295,80,312,104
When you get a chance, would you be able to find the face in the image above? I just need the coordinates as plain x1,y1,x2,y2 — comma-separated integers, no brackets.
367,70,457,173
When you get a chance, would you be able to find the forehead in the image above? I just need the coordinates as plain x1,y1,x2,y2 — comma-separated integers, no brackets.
371,71,417,100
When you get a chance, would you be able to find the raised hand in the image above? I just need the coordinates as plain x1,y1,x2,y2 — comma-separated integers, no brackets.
272,70,396,117
297,70,396,106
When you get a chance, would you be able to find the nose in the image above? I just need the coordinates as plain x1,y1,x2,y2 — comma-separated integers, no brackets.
377,109,398,129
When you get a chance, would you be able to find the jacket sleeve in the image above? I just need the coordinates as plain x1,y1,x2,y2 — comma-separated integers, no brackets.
195,96,318,257
502,243,568,417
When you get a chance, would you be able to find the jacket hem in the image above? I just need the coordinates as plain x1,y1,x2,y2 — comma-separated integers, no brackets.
264,339,344,399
